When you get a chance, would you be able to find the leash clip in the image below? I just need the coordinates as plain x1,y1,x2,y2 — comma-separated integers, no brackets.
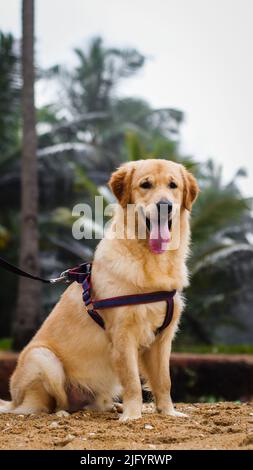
50,269,70,284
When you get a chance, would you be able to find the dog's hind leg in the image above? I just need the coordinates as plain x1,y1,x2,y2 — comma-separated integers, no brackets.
9,383,55,414
9,347,68,414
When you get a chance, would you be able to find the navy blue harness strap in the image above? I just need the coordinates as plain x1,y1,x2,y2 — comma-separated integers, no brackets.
68,262,176,334
93,291,176,335
156,296,175,334
93,291,176,309
87,308,106,330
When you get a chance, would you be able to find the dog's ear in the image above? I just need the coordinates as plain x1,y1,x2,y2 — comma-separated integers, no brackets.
109,163,135,208
181,167,199,211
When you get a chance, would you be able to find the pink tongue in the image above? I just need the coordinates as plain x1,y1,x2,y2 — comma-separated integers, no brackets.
148,220,171,254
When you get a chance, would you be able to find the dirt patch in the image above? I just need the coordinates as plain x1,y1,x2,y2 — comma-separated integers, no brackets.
0,402,253,450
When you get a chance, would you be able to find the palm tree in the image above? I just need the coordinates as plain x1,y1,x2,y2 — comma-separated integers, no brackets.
52,36,145,117
41,37,182,155
13,0,41,350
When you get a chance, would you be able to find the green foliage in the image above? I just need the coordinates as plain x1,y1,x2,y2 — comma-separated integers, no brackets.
0,338,13,351
51,207,76,227
125,131,197,169
198,395,224,403
37,104,60,126
74,167,101,197
0,224,11,249
126,132,145,161
191,160,250,254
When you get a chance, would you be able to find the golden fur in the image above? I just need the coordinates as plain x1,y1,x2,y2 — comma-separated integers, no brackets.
0,159,199,421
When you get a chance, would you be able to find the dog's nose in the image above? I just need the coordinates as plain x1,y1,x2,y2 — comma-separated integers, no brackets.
156,199,173,214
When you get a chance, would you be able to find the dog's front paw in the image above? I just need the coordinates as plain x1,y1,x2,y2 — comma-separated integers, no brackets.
157,407,188,418
119,412,142,422
168,409,188,418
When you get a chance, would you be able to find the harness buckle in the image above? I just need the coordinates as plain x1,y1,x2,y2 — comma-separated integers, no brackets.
49,269,71,284
83,263,92,274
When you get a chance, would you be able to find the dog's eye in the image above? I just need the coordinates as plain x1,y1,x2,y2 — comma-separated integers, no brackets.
169,181,177,189
140,181,152,189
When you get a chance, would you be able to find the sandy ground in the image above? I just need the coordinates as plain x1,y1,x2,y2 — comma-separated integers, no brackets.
0,402,253,450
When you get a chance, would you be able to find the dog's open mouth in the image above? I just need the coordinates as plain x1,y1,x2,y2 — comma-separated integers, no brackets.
140,207,172,254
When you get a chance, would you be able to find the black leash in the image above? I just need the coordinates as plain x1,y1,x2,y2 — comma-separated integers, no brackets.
0,256,69,284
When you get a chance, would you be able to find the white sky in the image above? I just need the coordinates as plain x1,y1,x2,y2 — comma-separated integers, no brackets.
1,0,253,196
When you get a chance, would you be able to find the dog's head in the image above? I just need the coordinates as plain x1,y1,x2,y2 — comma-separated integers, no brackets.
109,159,199,254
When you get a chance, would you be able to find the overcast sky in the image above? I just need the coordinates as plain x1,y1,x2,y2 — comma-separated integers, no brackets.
1,0,253,195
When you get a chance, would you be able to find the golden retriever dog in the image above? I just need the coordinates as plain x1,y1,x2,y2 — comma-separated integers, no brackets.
0,159,199,421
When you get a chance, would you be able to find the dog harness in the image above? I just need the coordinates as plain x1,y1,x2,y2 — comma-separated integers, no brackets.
65,262,176,335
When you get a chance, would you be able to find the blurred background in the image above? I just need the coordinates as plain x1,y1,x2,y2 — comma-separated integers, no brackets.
0,0,253,402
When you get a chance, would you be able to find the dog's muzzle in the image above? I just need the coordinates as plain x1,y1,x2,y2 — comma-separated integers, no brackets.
144,200,173,233
139,200,173,254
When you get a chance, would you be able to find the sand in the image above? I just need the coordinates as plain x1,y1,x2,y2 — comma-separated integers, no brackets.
0,402,253,450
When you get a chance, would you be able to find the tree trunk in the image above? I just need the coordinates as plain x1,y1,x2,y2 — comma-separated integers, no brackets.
13,0,41,350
